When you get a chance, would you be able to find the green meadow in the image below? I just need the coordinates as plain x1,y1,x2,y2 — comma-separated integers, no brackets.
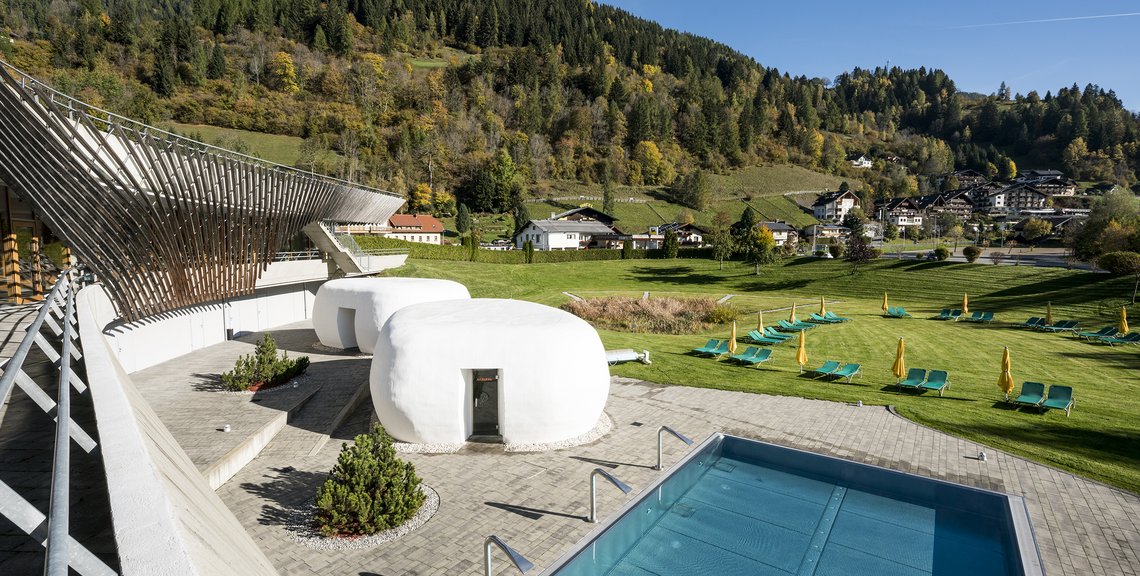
385,257,1140,493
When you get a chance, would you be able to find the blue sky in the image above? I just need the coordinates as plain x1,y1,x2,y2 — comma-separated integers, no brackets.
599,1,1140,110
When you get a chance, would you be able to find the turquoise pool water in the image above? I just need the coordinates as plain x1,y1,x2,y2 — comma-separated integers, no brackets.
547,435,1037,575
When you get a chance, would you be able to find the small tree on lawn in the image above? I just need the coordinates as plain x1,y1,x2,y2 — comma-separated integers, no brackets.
989,251,1007,265
1098,251,1140,304
523,240,535,264
744,225,779,274
621,239,633,259
711,226,734,270
314,425,425,537
963,246,982,263
846,235,880,274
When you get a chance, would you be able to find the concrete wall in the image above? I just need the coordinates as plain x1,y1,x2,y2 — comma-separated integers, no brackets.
77,284,279,576
105,281,319,373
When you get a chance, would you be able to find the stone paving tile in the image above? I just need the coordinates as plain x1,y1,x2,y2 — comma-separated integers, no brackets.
143,322,1139,576
131,323,370,471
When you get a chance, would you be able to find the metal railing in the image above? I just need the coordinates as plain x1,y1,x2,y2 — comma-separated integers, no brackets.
0,269,115,575
319,221,408,271
588,468,632,523
0,60,401,200
272,250,323,262
655,426,694,470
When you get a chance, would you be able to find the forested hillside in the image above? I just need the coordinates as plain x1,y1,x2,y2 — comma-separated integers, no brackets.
1,0,1138,221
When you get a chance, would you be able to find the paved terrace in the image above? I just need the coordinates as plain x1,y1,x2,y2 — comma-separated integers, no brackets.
133,321,1138,576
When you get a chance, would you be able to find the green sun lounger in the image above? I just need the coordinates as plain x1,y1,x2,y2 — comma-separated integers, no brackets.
919,370,950,396
777,319,814,332
1013,382,1046,407
705,340,730,357
980,311,994,322
1096,333,1140,346
692,339,721,355
732,347,773,366
1077,326,1117,340
936,309,952,320
1020,317,1042,328
746,330,782,345
1042,385,1074,416
809,313,841,324
763,327,793,340
1041,320,1079,333
949,309,963,320
962,311,984,322
825,311,851,322
829,363,861,383
729,346,761,363
897,368,927,390
808,360,841,376
887,307,912,318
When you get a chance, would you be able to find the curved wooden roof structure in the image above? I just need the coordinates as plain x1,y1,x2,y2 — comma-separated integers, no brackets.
0,62,404,321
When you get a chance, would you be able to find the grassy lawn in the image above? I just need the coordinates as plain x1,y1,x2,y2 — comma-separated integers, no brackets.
707,165,862,197
384,257,1140,493
164,122,307,166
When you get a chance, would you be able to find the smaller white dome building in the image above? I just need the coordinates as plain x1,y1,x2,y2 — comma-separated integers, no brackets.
313,278,470,354
371,298,610,445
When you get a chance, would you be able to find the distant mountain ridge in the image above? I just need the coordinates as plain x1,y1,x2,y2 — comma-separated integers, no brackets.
0,0,1135,211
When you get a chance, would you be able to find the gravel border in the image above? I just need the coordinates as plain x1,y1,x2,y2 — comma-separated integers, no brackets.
200,373,313,396
506,412,613,452
392,412,614,454
311,342,372,357
286,484,439,551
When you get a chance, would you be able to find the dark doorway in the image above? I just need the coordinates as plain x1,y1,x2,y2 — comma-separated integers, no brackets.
470,369,501,442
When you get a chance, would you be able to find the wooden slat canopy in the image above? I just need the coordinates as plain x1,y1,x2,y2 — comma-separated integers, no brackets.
0,62,404,321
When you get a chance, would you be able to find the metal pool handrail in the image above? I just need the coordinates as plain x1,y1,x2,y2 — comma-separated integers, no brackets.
589,468,632,523
655,425,694,470
484,535,533,575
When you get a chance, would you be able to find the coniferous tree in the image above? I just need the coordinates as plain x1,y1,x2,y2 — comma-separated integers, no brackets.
206,41,227,80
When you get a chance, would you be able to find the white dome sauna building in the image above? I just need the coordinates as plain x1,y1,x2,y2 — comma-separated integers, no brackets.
370,298,610,445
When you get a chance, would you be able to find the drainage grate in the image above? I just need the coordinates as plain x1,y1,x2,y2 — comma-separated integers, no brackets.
671,503,697,518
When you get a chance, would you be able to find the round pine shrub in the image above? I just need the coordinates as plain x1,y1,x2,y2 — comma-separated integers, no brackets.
933,246,951,261
962,246,981,263
828,244,844,259
314,425,425,537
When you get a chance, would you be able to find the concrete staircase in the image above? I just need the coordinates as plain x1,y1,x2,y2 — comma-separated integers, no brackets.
301,221,408,276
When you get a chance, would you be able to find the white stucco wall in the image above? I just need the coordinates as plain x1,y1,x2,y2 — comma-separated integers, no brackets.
312,277,471,353
105,282,318,373
77,285,279,576
371,298,610,444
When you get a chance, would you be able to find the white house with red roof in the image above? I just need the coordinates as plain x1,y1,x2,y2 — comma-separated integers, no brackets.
385,214,444,245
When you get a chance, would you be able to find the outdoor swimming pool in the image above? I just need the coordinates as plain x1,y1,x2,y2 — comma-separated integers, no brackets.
543,434,1043,575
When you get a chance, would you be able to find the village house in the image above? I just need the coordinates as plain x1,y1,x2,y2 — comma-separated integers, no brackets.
847,153,873,169
801,224,851,249
758,221,799,247
980,183,1050,214
514,219,616,250
881,197,925,230
652,222,709,246
915,190,975,221
947,169,988,187
382,214,444,245
812,190,861,222
549,206,623,233
1016,173,1078,197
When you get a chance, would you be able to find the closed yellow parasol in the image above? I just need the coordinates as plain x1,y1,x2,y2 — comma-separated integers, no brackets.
729,321,738,354
796,330,807,373
882,292,889,313
997,347,1014,401
790,302,798,323
963,292,970,314
1120,306,1129,335
757,309,764,331
1045,301,1053,326
820,295,827,315
892,337,906,383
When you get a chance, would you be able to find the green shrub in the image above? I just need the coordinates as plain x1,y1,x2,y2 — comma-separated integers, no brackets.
707,304,738,324
962,246,982,263
933,246,951,261
219,334,309,391
314,424,425,537
828,244,844,259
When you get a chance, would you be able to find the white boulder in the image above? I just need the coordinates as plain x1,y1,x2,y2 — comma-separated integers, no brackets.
312,278,470,353
371,298,610,445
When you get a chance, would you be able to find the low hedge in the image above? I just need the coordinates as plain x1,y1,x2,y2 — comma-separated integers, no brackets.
352,235,714,263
